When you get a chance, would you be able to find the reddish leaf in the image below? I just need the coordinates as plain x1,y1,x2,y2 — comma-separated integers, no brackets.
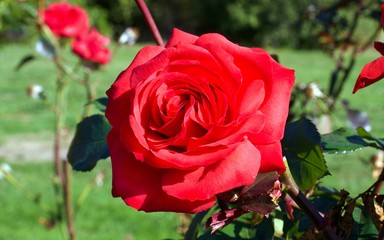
240,172,279,198
205,208,248,233
240,194,277,215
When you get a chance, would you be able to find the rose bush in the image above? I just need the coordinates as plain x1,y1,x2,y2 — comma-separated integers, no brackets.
105,29,295,213
42,2,89,38
72,28,112,65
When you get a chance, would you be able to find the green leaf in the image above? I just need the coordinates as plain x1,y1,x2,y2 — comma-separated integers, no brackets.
321,128,368,154
282,118,329,191
185,210,210,240
91,97,108,113
356,127,384,149
14,55,36,71
351,205,379,239
67,114,111,171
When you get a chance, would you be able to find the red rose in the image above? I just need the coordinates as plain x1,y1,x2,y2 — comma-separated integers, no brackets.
42,2,89,38
105,29,295,213
72,28,112,65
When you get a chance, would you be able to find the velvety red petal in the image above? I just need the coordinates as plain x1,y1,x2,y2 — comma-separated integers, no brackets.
353,56,384,93
108,129,216,213
105,46,164,128
237,79,265,116
187,110,265,150
165,28,199,47
255,142,285,174
248,50,295,144
150,143,238,169
195,34,294,143
195,34,242,98
162,139,260,201
119,112,238,169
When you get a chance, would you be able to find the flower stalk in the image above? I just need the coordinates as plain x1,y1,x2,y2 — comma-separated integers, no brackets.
82,69,94,119
280,164,339,240
135,0,164,46
53,55,76,240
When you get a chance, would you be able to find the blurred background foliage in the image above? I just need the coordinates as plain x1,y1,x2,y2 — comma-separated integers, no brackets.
1,0,382,48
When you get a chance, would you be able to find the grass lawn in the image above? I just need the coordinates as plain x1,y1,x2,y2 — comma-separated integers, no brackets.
1,41,384,239
0,161,182,240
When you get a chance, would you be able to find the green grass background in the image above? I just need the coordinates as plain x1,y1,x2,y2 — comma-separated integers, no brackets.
1,42,384,239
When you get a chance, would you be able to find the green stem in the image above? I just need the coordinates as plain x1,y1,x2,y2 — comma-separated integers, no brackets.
53,56,76,240
82,70,94,119
53,57,65,224
63,161,75,240
280,165,339,240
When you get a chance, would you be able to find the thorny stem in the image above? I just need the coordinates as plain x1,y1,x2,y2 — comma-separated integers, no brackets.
135,0,164,46
280,166,339,240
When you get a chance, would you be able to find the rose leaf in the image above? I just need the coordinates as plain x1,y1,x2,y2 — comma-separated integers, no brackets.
67,114,111,171
240,194,277,215
202,211,274,239
205,208,248,233
240,172,279,198
356,127,384,149
14,54,36,71
352,205,379,239
90,97,108,113
35,38,57,58
282,117,330,191
321,128,368,154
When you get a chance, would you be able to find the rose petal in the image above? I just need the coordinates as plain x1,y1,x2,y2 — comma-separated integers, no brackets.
237,79,265,116
108,129,216,213
254,142,286,174
165,28,199,47
162,139,260,201
353,56,384,93
247,50,294,143
187,110,265,149
120,113,248,169
195,34,243,101
195,34,294,143
106,46,164,128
